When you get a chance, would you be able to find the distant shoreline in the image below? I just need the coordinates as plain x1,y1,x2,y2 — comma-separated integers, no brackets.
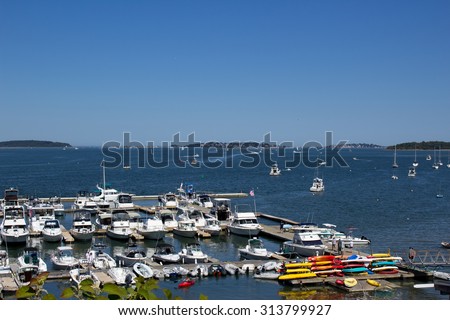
0,140,72,148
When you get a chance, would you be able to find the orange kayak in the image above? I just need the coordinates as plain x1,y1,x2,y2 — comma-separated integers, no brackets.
308,255,336,262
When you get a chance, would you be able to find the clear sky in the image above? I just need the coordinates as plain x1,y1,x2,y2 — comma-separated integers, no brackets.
1,0,449,147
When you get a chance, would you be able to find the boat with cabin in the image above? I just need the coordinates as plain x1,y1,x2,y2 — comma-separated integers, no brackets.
159,192,178,209
194,194,214,208
69,209,96,241
239,237,273,260
1,188,29,244
151,243,180,265
106,211,133,241
42,219,63,242
173,220,198,238
227,204,263,237
179,243,208,264
269,163,281,176
282,232,327,257
310,177,324,192
137,216,167,240
115,244,147,267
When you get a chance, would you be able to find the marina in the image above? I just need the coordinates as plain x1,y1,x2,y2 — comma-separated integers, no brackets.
0,147,449,300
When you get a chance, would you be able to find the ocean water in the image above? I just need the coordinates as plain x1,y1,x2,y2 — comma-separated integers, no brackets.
0,147,449,300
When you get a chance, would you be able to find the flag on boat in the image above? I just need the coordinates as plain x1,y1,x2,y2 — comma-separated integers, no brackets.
249,189,255,197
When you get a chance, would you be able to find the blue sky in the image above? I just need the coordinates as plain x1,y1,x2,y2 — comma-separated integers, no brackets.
1,0,449,146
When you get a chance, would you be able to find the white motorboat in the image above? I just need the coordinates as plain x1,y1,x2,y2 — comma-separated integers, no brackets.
115,244,147,267
69,210,96,241
194,194,214,208
1,188,29,244
113,193,135,209
133,262,153,279
408,166,416,177
29,200,56,233
0,250,11,275
51,246,80,270
69,268,101,288
85,243,117,269
227,204,263,237
91,184,120,208
179,243,208,264
151,243,180,265
173,220,198,238
269,163,281,176
17,247,47,274
239,238,273,260
159,192,178,209
200,217,222,236
42,219,63,242
292,223,371,247
309,177,324,192
72,190,99,210
282,232,327,257
158,209,178,231
49,196,65,216
106,211,132,241
107,267,136,286
188,208,207,228
137,216,167,240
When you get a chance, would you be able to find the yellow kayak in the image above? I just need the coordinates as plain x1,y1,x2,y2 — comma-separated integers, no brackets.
344,277,358,288
284,262,312,268
367,279,381,287
369,253,391,258
284,268,311,274
278,272,317,280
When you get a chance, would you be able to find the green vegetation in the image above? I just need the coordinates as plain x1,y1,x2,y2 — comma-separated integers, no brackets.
0,140,71,148
14,272,207,300
386,141,450,150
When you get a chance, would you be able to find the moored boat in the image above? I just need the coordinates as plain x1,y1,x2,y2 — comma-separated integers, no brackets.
132,262,154,279
51,246,80,270
239,237,273,260
41,219,63,242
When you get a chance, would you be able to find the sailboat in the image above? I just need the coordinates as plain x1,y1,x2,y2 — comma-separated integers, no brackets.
392,145,399,168
447,151,450,168
432,148,439,170
412,146,419,167
437,147,443,166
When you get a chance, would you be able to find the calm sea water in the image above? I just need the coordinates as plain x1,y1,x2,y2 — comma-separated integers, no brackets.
1,147,449,300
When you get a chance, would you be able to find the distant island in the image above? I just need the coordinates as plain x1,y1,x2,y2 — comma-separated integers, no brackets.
0,140,72,148
386,141,450,150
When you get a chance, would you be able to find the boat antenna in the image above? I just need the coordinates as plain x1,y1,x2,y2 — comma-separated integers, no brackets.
101,159,106,189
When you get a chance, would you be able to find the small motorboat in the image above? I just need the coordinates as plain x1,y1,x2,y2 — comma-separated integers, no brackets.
441,241,450,249
133,262,154,279
208,264,226,277
178,278,195,288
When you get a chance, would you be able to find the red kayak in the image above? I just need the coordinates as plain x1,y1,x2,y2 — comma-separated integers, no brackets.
335,279,344,285
178,280,195,288
308,255,336,262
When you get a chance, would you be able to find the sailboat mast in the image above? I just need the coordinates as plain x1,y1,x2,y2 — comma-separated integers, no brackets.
102,159,106,189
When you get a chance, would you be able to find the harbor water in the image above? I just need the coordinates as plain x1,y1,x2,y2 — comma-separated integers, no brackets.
1,147,449,299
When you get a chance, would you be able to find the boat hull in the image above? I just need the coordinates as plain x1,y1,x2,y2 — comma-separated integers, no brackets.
227,226,261,237
138,229,166,240
70,229,95,241
172,229,197,238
